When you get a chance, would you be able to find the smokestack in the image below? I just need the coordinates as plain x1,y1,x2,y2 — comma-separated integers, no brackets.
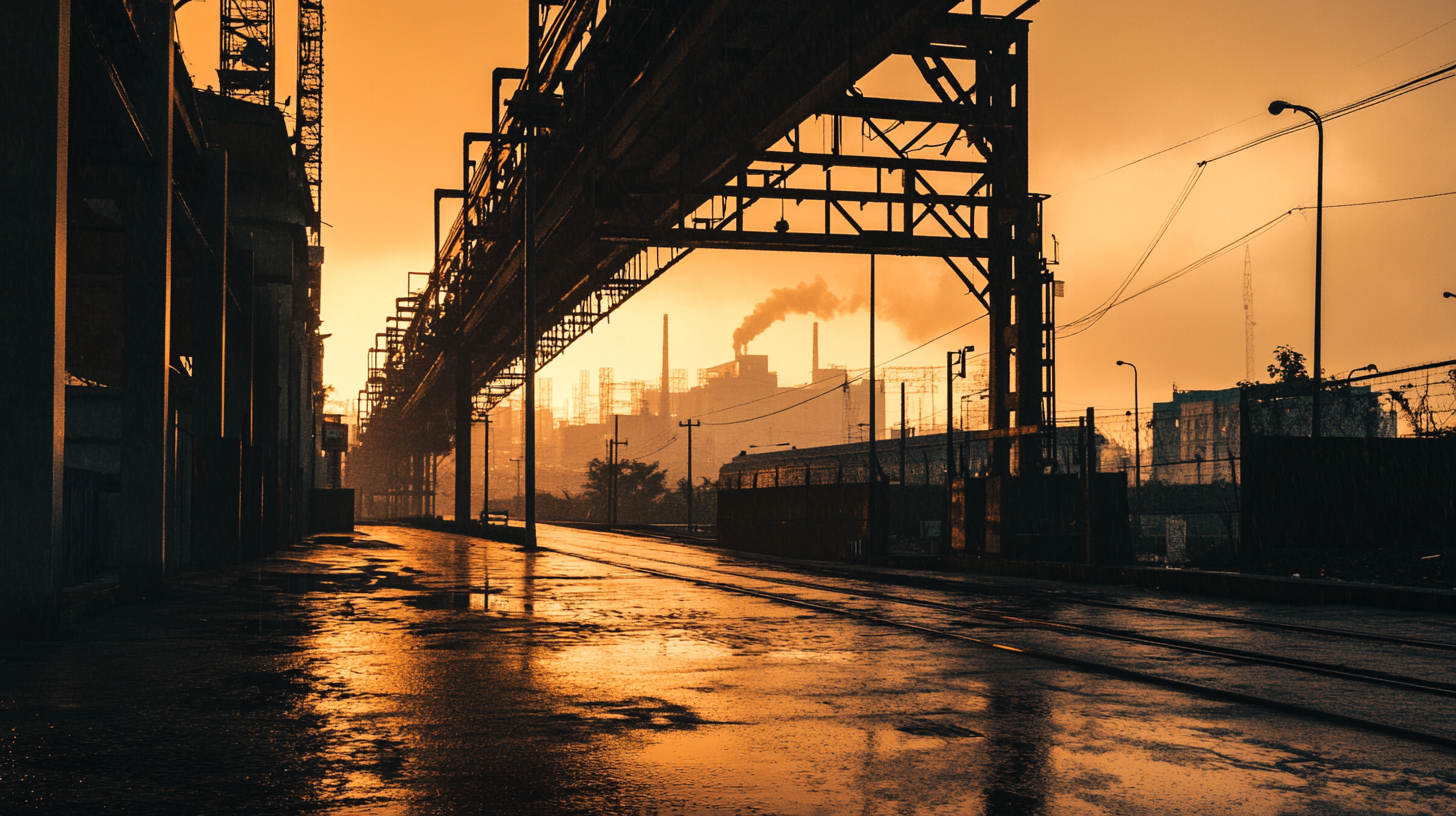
732,275,864,355
661,314,670,417
812,322,819,374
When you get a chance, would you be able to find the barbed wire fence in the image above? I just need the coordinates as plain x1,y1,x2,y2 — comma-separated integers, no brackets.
1058,364,1456,565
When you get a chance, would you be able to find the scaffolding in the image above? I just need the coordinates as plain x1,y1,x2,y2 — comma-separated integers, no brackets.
598,367,614,424
295,0,324,241
219,0,274,106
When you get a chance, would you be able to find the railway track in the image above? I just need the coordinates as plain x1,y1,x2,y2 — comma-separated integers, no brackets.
613,527,1456,653
534,530,1456,752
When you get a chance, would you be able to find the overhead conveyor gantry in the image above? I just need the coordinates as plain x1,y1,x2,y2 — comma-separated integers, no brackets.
350,0,1057,530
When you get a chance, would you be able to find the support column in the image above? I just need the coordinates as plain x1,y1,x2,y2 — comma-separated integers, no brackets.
981,20,1032,555
481,416,491,519
192,148,230,566
0,0,69,634
1010,25,1044,478
119,0,175,597
454,353,473,522
227,249,256,563
522,6,542,548
194,148,228,435
986,213,1013,481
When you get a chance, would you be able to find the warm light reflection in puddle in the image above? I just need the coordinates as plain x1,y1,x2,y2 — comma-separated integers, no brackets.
540,634,738,684
278,526,1456,814
762,648,853,662
1047,698,1452,814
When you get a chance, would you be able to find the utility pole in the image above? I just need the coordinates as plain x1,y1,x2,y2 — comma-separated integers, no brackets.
899,382,907,485
867,254,878,559
480,414,493,521
1082,407,1097,565
679,419,700,531
609,415,628,527
1116,360,1140,550
945,345,973,553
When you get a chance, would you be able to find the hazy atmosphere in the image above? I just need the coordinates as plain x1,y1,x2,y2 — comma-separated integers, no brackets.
8,2,1456,812
176,0,1456,418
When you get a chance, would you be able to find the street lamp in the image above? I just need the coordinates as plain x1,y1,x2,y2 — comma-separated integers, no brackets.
1269,99,1326,437
1444,291,1454,298
1341,363,1376,382
1115,360,1141,540
945,345,974,553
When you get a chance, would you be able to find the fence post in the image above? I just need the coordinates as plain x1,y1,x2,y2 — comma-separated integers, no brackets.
1084,407,1096,564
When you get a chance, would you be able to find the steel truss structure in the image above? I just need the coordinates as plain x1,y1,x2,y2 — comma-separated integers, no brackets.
296,0,324,239
219,0,274,106
351,0,1056,519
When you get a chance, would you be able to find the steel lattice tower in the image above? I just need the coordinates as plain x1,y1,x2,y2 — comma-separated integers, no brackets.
296,0,324,241
1243,246,1256,382
219,0,274,106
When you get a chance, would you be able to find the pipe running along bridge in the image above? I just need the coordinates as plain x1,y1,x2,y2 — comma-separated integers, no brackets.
350,0,1058,540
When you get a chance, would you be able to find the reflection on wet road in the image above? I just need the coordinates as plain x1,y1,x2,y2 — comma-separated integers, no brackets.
3,524,1454,815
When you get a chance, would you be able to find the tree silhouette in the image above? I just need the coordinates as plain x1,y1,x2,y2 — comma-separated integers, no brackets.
583,457,669,522
1267,344,1310,383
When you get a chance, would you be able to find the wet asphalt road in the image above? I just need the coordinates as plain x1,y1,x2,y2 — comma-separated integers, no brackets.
3,524,1455,815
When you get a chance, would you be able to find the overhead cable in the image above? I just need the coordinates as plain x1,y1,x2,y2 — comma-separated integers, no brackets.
1058,209,1298,339
1201,58,1456,165
1062,164,1207,337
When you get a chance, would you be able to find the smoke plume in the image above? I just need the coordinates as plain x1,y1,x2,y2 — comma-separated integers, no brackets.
733,276,863,354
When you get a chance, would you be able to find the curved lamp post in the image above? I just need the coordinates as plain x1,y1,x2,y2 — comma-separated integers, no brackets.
1341,363,1376,382
1115,360,1141,541
1269,99,1325,436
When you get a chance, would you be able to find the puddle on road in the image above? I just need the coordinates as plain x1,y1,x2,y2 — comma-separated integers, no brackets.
285,526,1456,815
895,718,984,739
400,589,500,612
554,697,722,732
309,534,402,551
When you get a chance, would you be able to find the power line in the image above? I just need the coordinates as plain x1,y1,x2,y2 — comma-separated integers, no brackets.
1354,14,1456,69
1053,22,1456,198
1313,189,1456,209
1063,164,1207,337
1060,186,1456,338
1060,55,1456,338
635,436,678,459
1051,114,1258,197
696,369,858,419
1058,208,1298,339
1202,58,1456,165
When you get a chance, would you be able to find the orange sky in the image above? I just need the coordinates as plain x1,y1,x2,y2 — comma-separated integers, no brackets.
177,0,1456,425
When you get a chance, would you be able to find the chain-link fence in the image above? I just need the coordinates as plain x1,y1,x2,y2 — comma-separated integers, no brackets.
1069,362,1456,568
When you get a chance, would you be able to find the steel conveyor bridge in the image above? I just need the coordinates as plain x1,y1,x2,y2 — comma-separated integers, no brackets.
351,0,1055,522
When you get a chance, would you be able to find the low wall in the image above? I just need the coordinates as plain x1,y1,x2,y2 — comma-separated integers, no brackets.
1242,434,1456,567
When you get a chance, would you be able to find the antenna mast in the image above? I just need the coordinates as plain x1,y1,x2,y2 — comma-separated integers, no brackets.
1243,246,1256,381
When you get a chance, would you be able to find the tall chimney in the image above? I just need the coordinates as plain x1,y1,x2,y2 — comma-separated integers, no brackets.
812,321,819,374
661,314,670,417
